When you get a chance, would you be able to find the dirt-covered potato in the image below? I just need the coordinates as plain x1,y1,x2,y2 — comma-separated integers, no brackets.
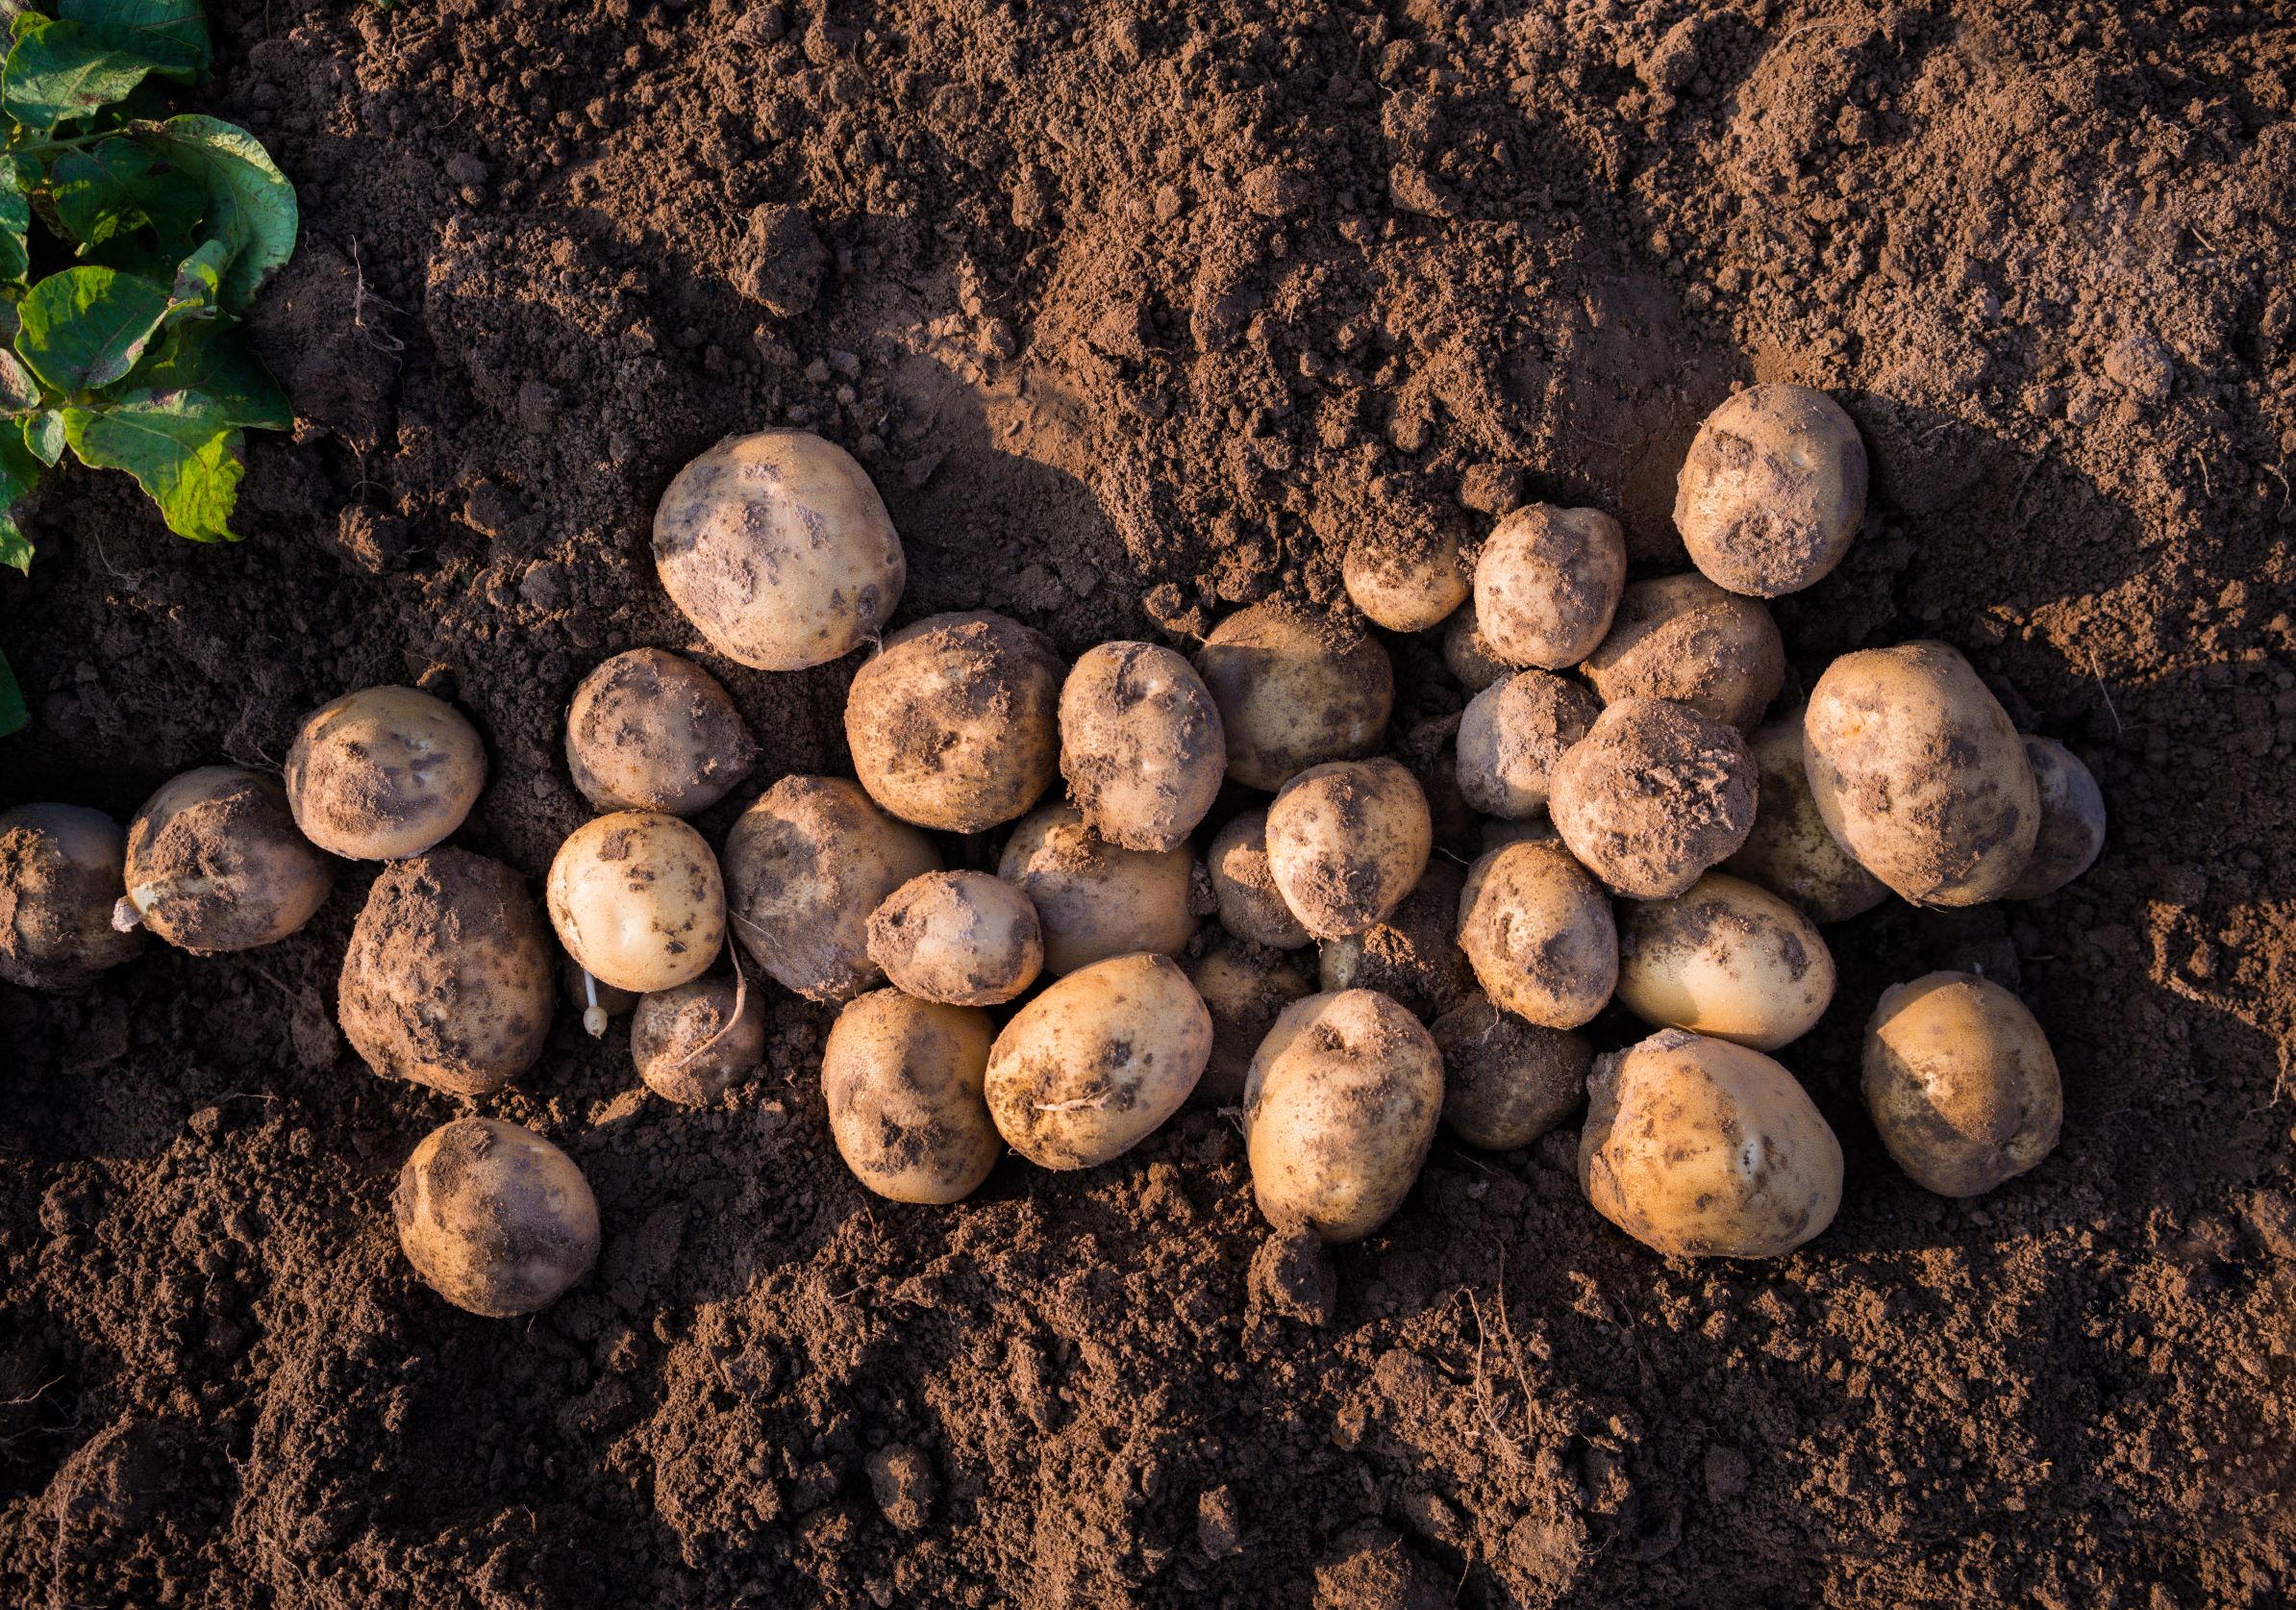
824,990,1001,1202
1615,873,1835,1051
1318,859,1474,1021
1186,941,1316,1107
1863,971,2061,1197
1674,384,1867,597
1549,698,1758,899
1471,503,1627,669
1343,527,1469,633
1803,641,2040,907
1431,992,1591,1151
723,776,939,1002
651,429,906,671
1193,601,1394,791
1455,670,1602,819
1243,989,1443,1243
287,686,487,860
1264,758,1431,941
1580,574,1784,730
1058,641,1225,852
546,811,726,994
1456,840,1617,1028
631,972,766,1105
564,648,758,817
1721,717,1889,923
985,952,1211,1169
1206,810,1311,950
0,804,142,989
1442,600,1512,692
563,951,639,1038
845,611,1063,833
393,1118,599,1317
120,767,333,953
1580,1029,1842,1258
340,849,555,1096
2003,737,2107,901
866,869,1042,1006
998,803,1200,975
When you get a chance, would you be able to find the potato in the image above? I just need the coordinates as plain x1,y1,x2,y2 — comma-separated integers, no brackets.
1317,859,1475,1021
1430,992,1590,1151
1615,873,1835,1051
287,686,487,861
1674,384,1866,597
1263,758,1432,941
1343,527,1469,633
2003,737,2106,900
1455,670,1602,819
1803,641,2040,907
1206,810,1311,950
1580,574,1784,730
997,803,1200,975
722,775,939,1001
1193,600,1394,791
1397,714,1485,866
121,767,333,953
563,951,639,1038
0,804,143,989
1059,641,1225,852
393,1118,599,1317
1580,1028,1842,1258
1243,989,1443,1243
866,869,1042,1006
1471,503,1627,669
1548,697,1758,899
823,990,1000,1203
340,849,556,1095
1456,840,1617,1028
1862,971,2061,1197
632,972,765,1105
1186,941,1315,1107
1442,600,1512,692
1720,718,1889,923
651,429,906,671
984,952,1211,1169
546,811,725,994
845,611,1063,833
564,648,758,817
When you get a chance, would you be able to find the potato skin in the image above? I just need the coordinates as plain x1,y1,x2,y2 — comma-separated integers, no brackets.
1549,697,1758,899
1442,600,1512,692
1455,670,1602,819
1803,641,2040,907
1471,503,1627,669
1431,992,1590,1151
651,429,905,671
0,804,143,989
1615,873,1835,1051
564,648,757,817
984,953,1211,1170
1580,1029,1842,1258
1721,718,1888,923
632,972,766,1105
1058,641,1225,852
1206,810,1311,950
1862,971,2061,1197
865,869,1042,1006
546,811,726,994
2003,737,2106,901
1186,941,1315,1107
1674,384,1866,597
1456,840,1617,1029
124,767,334,953
824,990,1001,1203
1343,527,1469,633
1317,858,1475,1022
1581,574,1784,731
393,1118,599,1317
287,686,487,861
1193,600,1394,791
1264,758,1432,941
997,803,1199,976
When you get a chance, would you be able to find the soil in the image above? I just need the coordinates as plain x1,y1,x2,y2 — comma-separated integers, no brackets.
4,1,2295,1605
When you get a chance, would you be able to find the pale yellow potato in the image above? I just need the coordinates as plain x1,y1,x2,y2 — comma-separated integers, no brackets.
1206,810,1311,950
1186,940,1316,1107
1455,840,1617,1029
1058,641,1225,852
2003,737,2107,901
1317,858,1475,1022
1430,992,1591,1151
823,989,1001,1203
1548,697,1759,899
651,429,906,671
1471,503,1627,669
1455,670,1602,819
632,971,766,1105
865,869,1042,1006
1263,758,1432,941
997,802,1199,975
1343,527,1470,633
564,648,757,817
122,767,333,953
394,1118,599,1318
1581,574,1784,730
286,686,487,860
845,612,1063,832
0,804,143,989
1193,600,1394,791
1862,971,2061,1197
1442,599,1512,692
1615,873,1834,1051
546,811,725,994
1721,717,1888,923
1675,384,1866,597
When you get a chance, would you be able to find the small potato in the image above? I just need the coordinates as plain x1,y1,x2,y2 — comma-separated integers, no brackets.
824,990,1001,1202
1580,574,1784,730
0,804,143,989
1863,971,2061,1197
122,767,333,953
1193,601,1394,791
287,686,486,861
1456,840,1617,1029
1471,503,1627,669
2003,737,2106,901
546,811,725,994
1455,670,1602,819
1318,859,1475,1022
1343,527,1470,633
998,803,1199,975
1263,758,1432,941
1674,384,1866,597
1206,810,1311,950
1615,873,1835,1051
632,972,766,1105
1442,600,1512,692
564,648,758,817
563,951,639,1038
1803,641,2040,907
1059,641,1225,852
340,849,555,1095
845,612,1063,833
1243,989,1443,1244
866,869,1042,1006
651,429,906,671
1431,992,1590,1151
1186,941,1315,1107
393,1118,599,1317
1580,1028,1842,1258
1548,697,1758,899
723,776,939,1002
985,952,1211,1170
1721,718,1889,923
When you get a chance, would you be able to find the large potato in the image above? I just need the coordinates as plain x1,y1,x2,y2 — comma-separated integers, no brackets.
2003,737,2106,901
1430,992,1590,1151
997,803,1199,975
823,990,1001,1203
1317,859,1475,1022
287,686,487,860
1186,941,1316,1107
1471,503,1626,669
1455,840,1616,1029
122,767,333,953
1548,697,1758,899
1675,385,1866,597
1615,873,1835,1051
845,612,1063,833
1863,971,2061,1197
564,648,757,817
0,804,143,989
546,811,725,994
1343,526,1470,633
1058,641,1225,852
1206,810,1311,950
1263,758,1432,941
1455,670,1602,819
1193,601,1394,791
393,1118,599,1317
632,972,766,1105
865,869,1042,1006
1721,717,1888,923
1580,574,1784,730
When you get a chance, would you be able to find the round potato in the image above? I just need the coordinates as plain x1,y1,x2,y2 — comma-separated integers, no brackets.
287,686,487,860
1581,574,1784,730
1675,384,1867,597
984,952,1211,1170
546,811,725,994
1548,697,1758,899
563,951,639,1038
1263,758,1432,941
1431,992,1590,1151
1193,600,1394,791
1343,527,1470,634
1580,1029,1842,1258
1615,873,1835,1051
1317,859,1475,1022
1059,641,1224,852
1721,717,1889,923
122,767,333,953
997,803,1199,975
1455,670,1602,819
632,971,766,1105
823,991,1000,1203
1471,503,1627,669
866,869,1042,1006
1456,840,1617,1029
0,804,143,989
1206,810,1311,950
393,1118,599,1318
1863,971,2061,1197
1442,600,1512,692
845,611,1063,833
564,648,757,817
2003,737,2106,901
651,429,905,670
1187,941,1316,1108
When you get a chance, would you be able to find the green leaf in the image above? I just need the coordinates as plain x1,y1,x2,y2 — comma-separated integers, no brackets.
60,0,210,83
15,266,170,393
23,409,63,463
0,425,39,575
140,117,296,308
0,348,38,412
63,391,242,541
0,184,26,284
165,235,228,318
52,138,203,250
116,319,288,430
1,19,158,134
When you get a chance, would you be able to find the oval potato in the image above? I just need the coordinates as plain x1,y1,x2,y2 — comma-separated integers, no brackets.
393,1118,599,1317
1455,839,1617,1029
287,686,487,861
1548,697,1758,900
1862,970,2061,1197
824,990,1001,1203
1471,503,1627,669
1206,810,1311,950
1615,872,1835,1051
1431,992,1590,1151
998,802,1198,975
546,811,725,994
0,804,143,990
2003,736,2106,901
1674,384,1867,597
1193,600,1394,791
1263,757,1432,941
1581,574,1784,731
1058,641,1225,852
865,868,1043,1007
124,767,333,953
564,647,758,817
1721,717,1889,923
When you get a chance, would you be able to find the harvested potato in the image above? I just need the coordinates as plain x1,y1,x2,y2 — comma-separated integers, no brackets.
120,767,333,953
1548,697,1758,899
1206,810,1311,950
984,952,1211,1169
1456,840,1617,1028
1803,641,2040,907
393,1118,599,1317
564,648,757,817
1581,574,1784,730
998,802,1200,975
632,971,765,1105
1580,1029,1842,1258
563,951,639,1039
1059,641,1225,852
651,429,906,670
1863,971,2061,1197
340,849,555,1096
546,811,725,994
1675,384,1867,597
1720,717,1889,923
1455,670,1602,819
1243,989,1443,1243
1193,601,1394,791
287,686,487,860
1343,527,1469,633
723,775,939,1001
824,990,1001,1202
0,804,143,989
1615,873,1835,1051
1264,758,1432,941
1442,600,1512,692
2003,737,2107,901
1187,941,1316,1107
1431,992,1591,1151
1318,859,1475,1021
845,611,1063,833
866,869,1042,1006
1471,503,1627,669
